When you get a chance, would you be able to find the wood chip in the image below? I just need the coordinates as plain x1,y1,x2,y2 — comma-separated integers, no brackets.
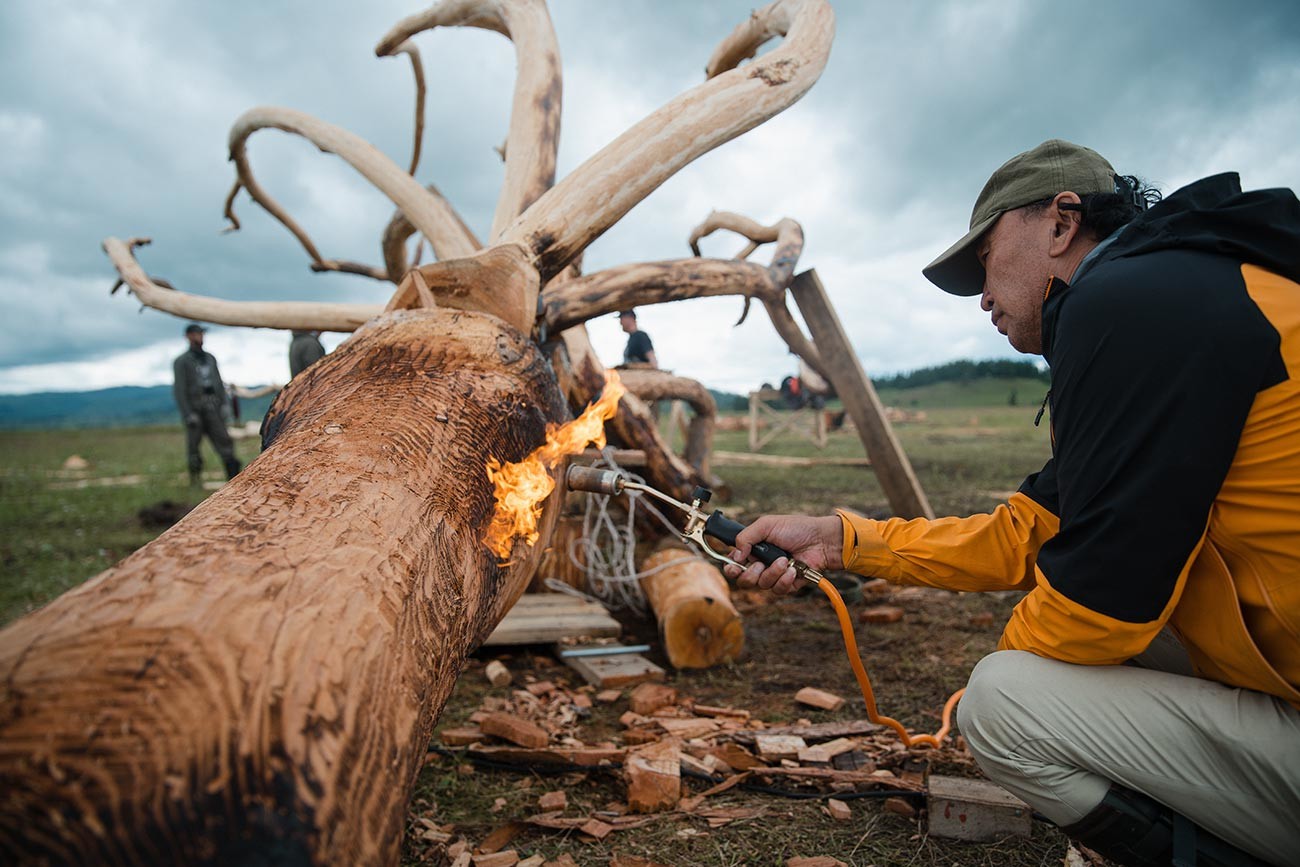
755,734,806,761
623,728,660,745
542,856,578,867
440,726,485,746
794,687,845,712
537,791,566,812
692,704,750,720
859,605,905,624
655,717,719,740
595,689,622,703
797,737,857,764
485,660,512,687
883,796,917,818
861,578,892,596
517,856,545,867
786,858,847,867
451,853,472,867
472,853,519,867
969,611,995,627
625,739,681,813
709,743,766,770
831,750,874,772
825,798,852,822
480,712,549,749
579,818,615,840
525,680,556,696
571,692,592,709
477,821,524,854
628,683,678,715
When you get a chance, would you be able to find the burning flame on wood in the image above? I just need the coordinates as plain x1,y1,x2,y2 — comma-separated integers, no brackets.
484,370,626,561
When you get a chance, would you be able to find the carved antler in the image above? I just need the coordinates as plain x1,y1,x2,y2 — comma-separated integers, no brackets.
687,210,826,377
104,0,833,343
501,0,833,282
377,0,562,242
227,106,478,265
104,237,380,331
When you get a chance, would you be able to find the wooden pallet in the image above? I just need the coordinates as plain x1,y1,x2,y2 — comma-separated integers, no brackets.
483,593,621,647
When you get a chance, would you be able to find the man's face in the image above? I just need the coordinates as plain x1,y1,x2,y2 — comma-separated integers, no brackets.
187,331,204,349
976,208,1055,354
619,315,636,334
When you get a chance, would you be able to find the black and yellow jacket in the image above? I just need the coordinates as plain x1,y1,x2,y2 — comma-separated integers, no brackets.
840,174,1300,707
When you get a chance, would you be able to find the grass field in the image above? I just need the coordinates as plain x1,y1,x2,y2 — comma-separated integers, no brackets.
0,381,1063,865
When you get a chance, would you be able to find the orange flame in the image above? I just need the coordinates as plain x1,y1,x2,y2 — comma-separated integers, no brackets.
483,370,626,562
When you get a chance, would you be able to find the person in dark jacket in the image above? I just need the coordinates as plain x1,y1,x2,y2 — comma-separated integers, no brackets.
618,310,657,368
289,330,325,378
173,323,241,485
724,141,1300,866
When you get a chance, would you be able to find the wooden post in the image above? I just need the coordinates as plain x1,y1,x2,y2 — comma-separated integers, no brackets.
748,390,761,452
790,269,933,519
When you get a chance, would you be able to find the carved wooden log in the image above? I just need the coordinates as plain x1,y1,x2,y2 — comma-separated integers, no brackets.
553,326,705,503
0,309,569,865
639,548,743,670
616,369,717,475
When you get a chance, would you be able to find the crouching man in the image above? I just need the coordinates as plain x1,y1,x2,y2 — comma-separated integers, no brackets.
725,141,1300,866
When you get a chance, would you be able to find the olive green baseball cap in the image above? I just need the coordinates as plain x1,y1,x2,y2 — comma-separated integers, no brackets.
923,139,1117,296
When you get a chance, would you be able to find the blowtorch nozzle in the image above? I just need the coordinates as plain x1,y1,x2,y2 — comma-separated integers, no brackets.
565,465,626,496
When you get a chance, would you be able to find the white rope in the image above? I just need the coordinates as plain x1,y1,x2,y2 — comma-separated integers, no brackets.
565,448,699,614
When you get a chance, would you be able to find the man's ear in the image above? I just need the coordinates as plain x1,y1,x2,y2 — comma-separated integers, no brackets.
1048,191,1083,258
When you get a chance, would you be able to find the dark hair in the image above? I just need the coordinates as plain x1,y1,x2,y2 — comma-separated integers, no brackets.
1021,174,1162,240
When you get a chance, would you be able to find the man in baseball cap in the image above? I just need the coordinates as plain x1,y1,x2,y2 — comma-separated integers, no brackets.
723,140,1300,865
922,139,1119,298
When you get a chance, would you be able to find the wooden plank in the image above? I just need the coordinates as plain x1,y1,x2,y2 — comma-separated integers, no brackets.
712,451,871,468
790,269,934,519
564,652,665,688
926,775,1032,841
483,594,621,646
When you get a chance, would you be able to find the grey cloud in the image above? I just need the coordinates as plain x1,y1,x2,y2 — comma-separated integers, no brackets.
1,0,1297,392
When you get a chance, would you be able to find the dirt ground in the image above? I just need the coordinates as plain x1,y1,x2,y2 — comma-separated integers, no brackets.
404,583,1071,866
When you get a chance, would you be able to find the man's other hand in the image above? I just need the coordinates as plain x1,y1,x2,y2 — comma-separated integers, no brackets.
185,414,200,427
722,514,843,596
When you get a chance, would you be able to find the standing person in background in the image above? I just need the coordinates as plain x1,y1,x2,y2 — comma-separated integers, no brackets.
618,310,657,368
289,330,326,378
173,323,241,486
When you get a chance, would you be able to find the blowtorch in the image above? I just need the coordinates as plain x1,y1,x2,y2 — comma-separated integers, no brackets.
565,465,823,587
563,463,963,750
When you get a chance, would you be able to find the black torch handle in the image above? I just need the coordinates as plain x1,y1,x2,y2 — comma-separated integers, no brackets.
703,510,792,568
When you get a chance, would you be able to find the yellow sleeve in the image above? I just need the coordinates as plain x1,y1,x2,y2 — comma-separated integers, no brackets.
837,491,1058,592
997,536,1201,664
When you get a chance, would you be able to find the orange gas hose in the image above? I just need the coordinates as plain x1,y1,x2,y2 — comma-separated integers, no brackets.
816,577,964,749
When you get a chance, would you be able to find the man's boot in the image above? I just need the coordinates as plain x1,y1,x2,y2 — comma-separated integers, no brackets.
1060,784,1270,867
223,457,242,480
189,468,203,487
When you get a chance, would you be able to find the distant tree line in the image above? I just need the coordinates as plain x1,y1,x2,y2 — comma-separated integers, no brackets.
872,358,1049,390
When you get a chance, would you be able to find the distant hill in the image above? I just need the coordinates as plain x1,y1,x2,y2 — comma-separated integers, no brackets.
0,359,1046,429
0,384,745,430
0,386,278,430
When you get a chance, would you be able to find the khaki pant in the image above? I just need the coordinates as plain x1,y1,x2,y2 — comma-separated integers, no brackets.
185,401,239,479
957,634,1300,865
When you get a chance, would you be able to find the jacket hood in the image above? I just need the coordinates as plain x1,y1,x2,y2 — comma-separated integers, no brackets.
1098,172,1300,285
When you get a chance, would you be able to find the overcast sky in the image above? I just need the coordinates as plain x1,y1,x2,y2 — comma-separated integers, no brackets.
2,0,1298,396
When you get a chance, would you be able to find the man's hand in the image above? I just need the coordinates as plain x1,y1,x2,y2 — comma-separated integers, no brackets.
722,514,843,596
184,414,200,428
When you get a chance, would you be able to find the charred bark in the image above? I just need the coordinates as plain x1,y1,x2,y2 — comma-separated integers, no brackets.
0,310,569,865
